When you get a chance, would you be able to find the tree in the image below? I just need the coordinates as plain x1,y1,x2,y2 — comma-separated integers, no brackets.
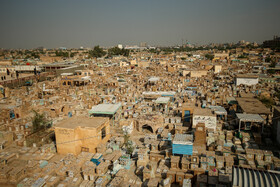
259,96,275,108
123,132,134,155
25,50,31,55
55,51,69,58
269,60,276,68
70,53,75,57
108,47,129,57
32,110,48,133
205,54,214,60
148,49,157,53
267,60,276,74
89,46,106,58
265,57,272,62
39,50,46,55
31,52,40,59
237,54,247,59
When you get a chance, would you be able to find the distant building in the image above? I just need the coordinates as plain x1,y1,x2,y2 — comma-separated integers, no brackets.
190,70,208,78
238,40,245,45
213,52,229,61
138,60,150,68
36,46,44,50
130,58,137,65
140,42,147,48
60,70,92,86
214,65,222,73
15,65,41,73
0,60,12,66
253,42,258,47
119,60,129,67
0,66,15,73
43,62,84,75
117,44,123,49
40,56,63,63
59,47,67,50
124,45,139,50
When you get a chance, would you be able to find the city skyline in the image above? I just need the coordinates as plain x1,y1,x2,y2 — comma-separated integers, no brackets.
1,0,280,49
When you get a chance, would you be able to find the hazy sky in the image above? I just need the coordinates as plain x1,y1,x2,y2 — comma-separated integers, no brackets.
1,0,280,49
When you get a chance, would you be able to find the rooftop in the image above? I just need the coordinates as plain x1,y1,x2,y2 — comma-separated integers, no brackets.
236,97,271,115
193,108,215,116
142,91,176,96
148,77,160,82
239,92,255,98
155,97,170,104
89,103,122,115
209,106,227,115
55,116,108,129
173,134,193,145
236,74,259,79
233,166,280,187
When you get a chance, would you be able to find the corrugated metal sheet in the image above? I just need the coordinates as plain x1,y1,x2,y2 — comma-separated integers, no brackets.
233,166,280,187
236,113,264,122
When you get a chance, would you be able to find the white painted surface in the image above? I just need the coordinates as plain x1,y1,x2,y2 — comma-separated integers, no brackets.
236,77,258,86
193,115,216,131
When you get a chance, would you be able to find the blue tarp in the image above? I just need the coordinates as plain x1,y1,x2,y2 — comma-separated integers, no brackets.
9,110,15,119
161,94,174,97
172,144,193,155
91,158,101,166
91,154,102,166
39,161,48,168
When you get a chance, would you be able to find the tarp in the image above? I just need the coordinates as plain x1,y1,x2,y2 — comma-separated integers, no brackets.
172,144,193,155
